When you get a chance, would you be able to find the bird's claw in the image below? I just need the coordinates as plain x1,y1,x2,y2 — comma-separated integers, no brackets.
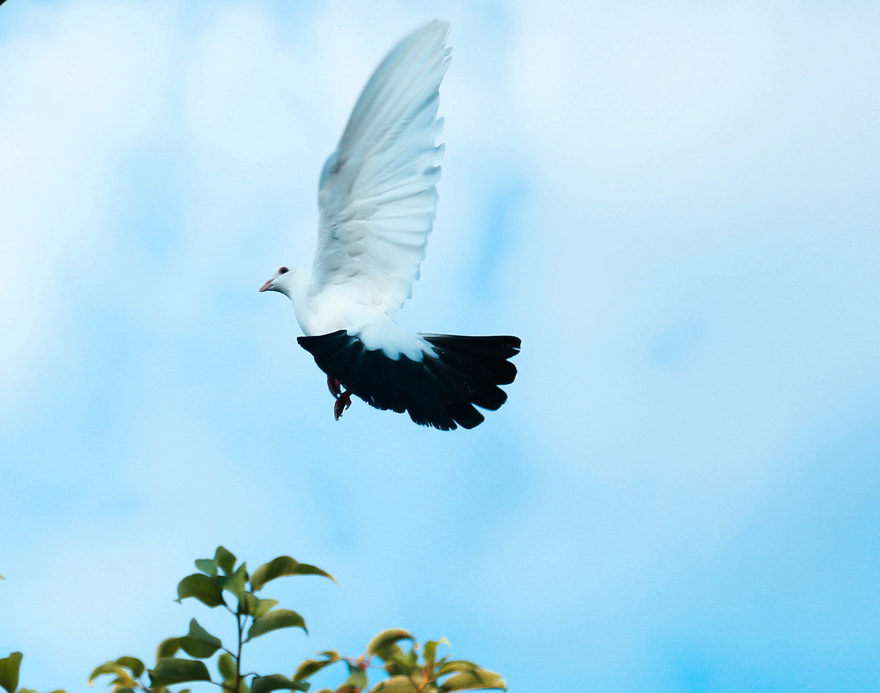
334,390,352,420
327,376,342,398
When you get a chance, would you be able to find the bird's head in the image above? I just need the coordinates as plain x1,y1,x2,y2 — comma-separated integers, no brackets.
259,265,300,298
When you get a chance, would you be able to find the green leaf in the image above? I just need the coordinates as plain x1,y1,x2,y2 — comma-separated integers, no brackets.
177,573,225,607
218,653,235,681
439,670,506,691
149,658,212,686
115,656,145,679
241,592,259,616
254,598,279,618
251,674,309,693
214,547,237,575
424,638,448,674
247,609,307,639
0,652,22,693
282,561,334,580
195,559,217,576
89,658,135,686
343,666,368,690
105,672,138,691
372,676,421,693
250,557,335,591
435,662,478,677
384,651,419,677
292,654,341,682
179,618,223,658
368,629,412,658
88,662,126,684
156,637,181,660
240,591,276,617
221,562,248,601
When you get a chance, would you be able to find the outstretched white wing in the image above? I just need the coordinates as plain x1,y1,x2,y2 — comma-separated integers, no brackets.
312,20,450,315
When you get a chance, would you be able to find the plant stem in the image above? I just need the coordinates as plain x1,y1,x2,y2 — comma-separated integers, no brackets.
235,607,244,692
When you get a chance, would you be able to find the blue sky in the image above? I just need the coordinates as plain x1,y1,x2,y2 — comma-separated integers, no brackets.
1,1,879,691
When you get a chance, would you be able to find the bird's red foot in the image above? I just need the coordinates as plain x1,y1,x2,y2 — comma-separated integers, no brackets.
327,376,342,398
334,390,352,420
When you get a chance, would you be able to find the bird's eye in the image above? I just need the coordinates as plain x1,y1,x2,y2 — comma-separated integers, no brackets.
278,267,289,274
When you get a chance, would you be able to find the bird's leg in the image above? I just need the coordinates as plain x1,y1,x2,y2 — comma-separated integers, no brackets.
334,390,353,420
327,376,342,398
328,376,351,419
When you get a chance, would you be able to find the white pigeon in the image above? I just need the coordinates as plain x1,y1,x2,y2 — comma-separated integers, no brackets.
260,20,520,430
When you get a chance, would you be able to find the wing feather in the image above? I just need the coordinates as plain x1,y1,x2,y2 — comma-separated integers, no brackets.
312,20,451,314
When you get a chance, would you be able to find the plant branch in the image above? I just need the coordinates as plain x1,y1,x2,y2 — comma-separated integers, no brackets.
235,606,244,692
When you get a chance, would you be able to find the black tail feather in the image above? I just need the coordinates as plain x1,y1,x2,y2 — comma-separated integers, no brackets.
423,341,517,386
298,331,520,431
421,334,521,360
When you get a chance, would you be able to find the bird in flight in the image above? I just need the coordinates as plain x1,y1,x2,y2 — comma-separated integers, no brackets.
260,20,520,430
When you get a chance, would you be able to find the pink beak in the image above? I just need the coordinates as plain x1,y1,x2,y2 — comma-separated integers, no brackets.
259,279,273,293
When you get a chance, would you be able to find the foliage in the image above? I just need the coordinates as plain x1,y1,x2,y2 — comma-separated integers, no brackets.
80,546,506,693
0,651,63,693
